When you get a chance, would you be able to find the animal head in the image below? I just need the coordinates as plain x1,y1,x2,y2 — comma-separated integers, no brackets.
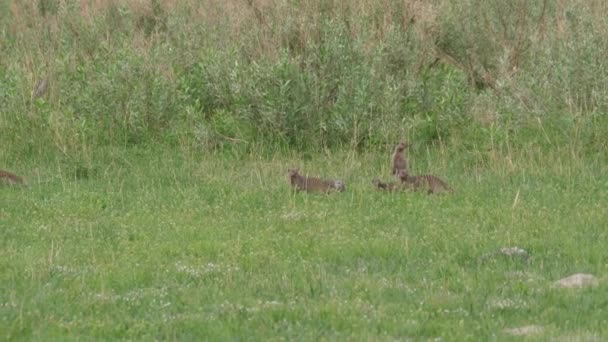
395,141,410,152
333,180,346,192
397,169,409,180
287,168,300,180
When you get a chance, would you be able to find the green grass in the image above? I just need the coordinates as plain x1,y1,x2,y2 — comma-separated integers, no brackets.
2,1,608,339
2,146,607,340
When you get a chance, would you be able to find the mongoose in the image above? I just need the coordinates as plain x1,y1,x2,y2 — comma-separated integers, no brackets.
288,169,345,193
0,170,25,186
391,141,410,176
372,179,410,192
397,169,451,194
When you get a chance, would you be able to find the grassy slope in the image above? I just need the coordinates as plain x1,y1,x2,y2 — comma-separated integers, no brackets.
2,146,607,340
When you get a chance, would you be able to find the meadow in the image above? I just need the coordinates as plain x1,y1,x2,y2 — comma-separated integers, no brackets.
3,145,608,340
2,0,608,340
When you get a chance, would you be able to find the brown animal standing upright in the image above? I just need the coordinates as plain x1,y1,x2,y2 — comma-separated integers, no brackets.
0,170,25,186
397,169,451,194
391,141,410,176
288,169,345,193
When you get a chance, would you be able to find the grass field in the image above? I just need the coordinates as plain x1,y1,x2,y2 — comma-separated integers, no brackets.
2,0,608,339
2,145,607,340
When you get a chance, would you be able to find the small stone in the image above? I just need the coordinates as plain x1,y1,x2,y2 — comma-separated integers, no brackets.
480,246,530,262
487,297,527,310
504,325,543,336
554,273,598,289
498,247,529,259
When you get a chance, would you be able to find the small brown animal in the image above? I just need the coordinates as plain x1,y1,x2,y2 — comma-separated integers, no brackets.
288,169,345,193
397,169,451,194
371,179,410,192
0,170,25,186
391,141,410,176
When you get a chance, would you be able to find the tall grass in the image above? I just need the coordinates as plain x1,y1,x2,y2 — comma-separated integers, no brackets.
1,0,608,159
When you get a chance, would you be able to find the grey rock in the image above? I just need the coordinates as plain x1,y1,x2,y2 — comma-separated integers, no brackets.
480,246,530,262
504,325,543,336
554,273,598,289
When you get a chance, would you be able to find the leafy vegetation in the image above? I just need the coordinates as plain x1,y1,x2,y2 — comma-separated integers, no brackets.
2,0,608,156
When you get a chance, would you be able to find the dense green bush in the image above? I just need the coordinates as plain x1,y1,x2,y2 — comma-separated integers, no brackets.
1,0,607,159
